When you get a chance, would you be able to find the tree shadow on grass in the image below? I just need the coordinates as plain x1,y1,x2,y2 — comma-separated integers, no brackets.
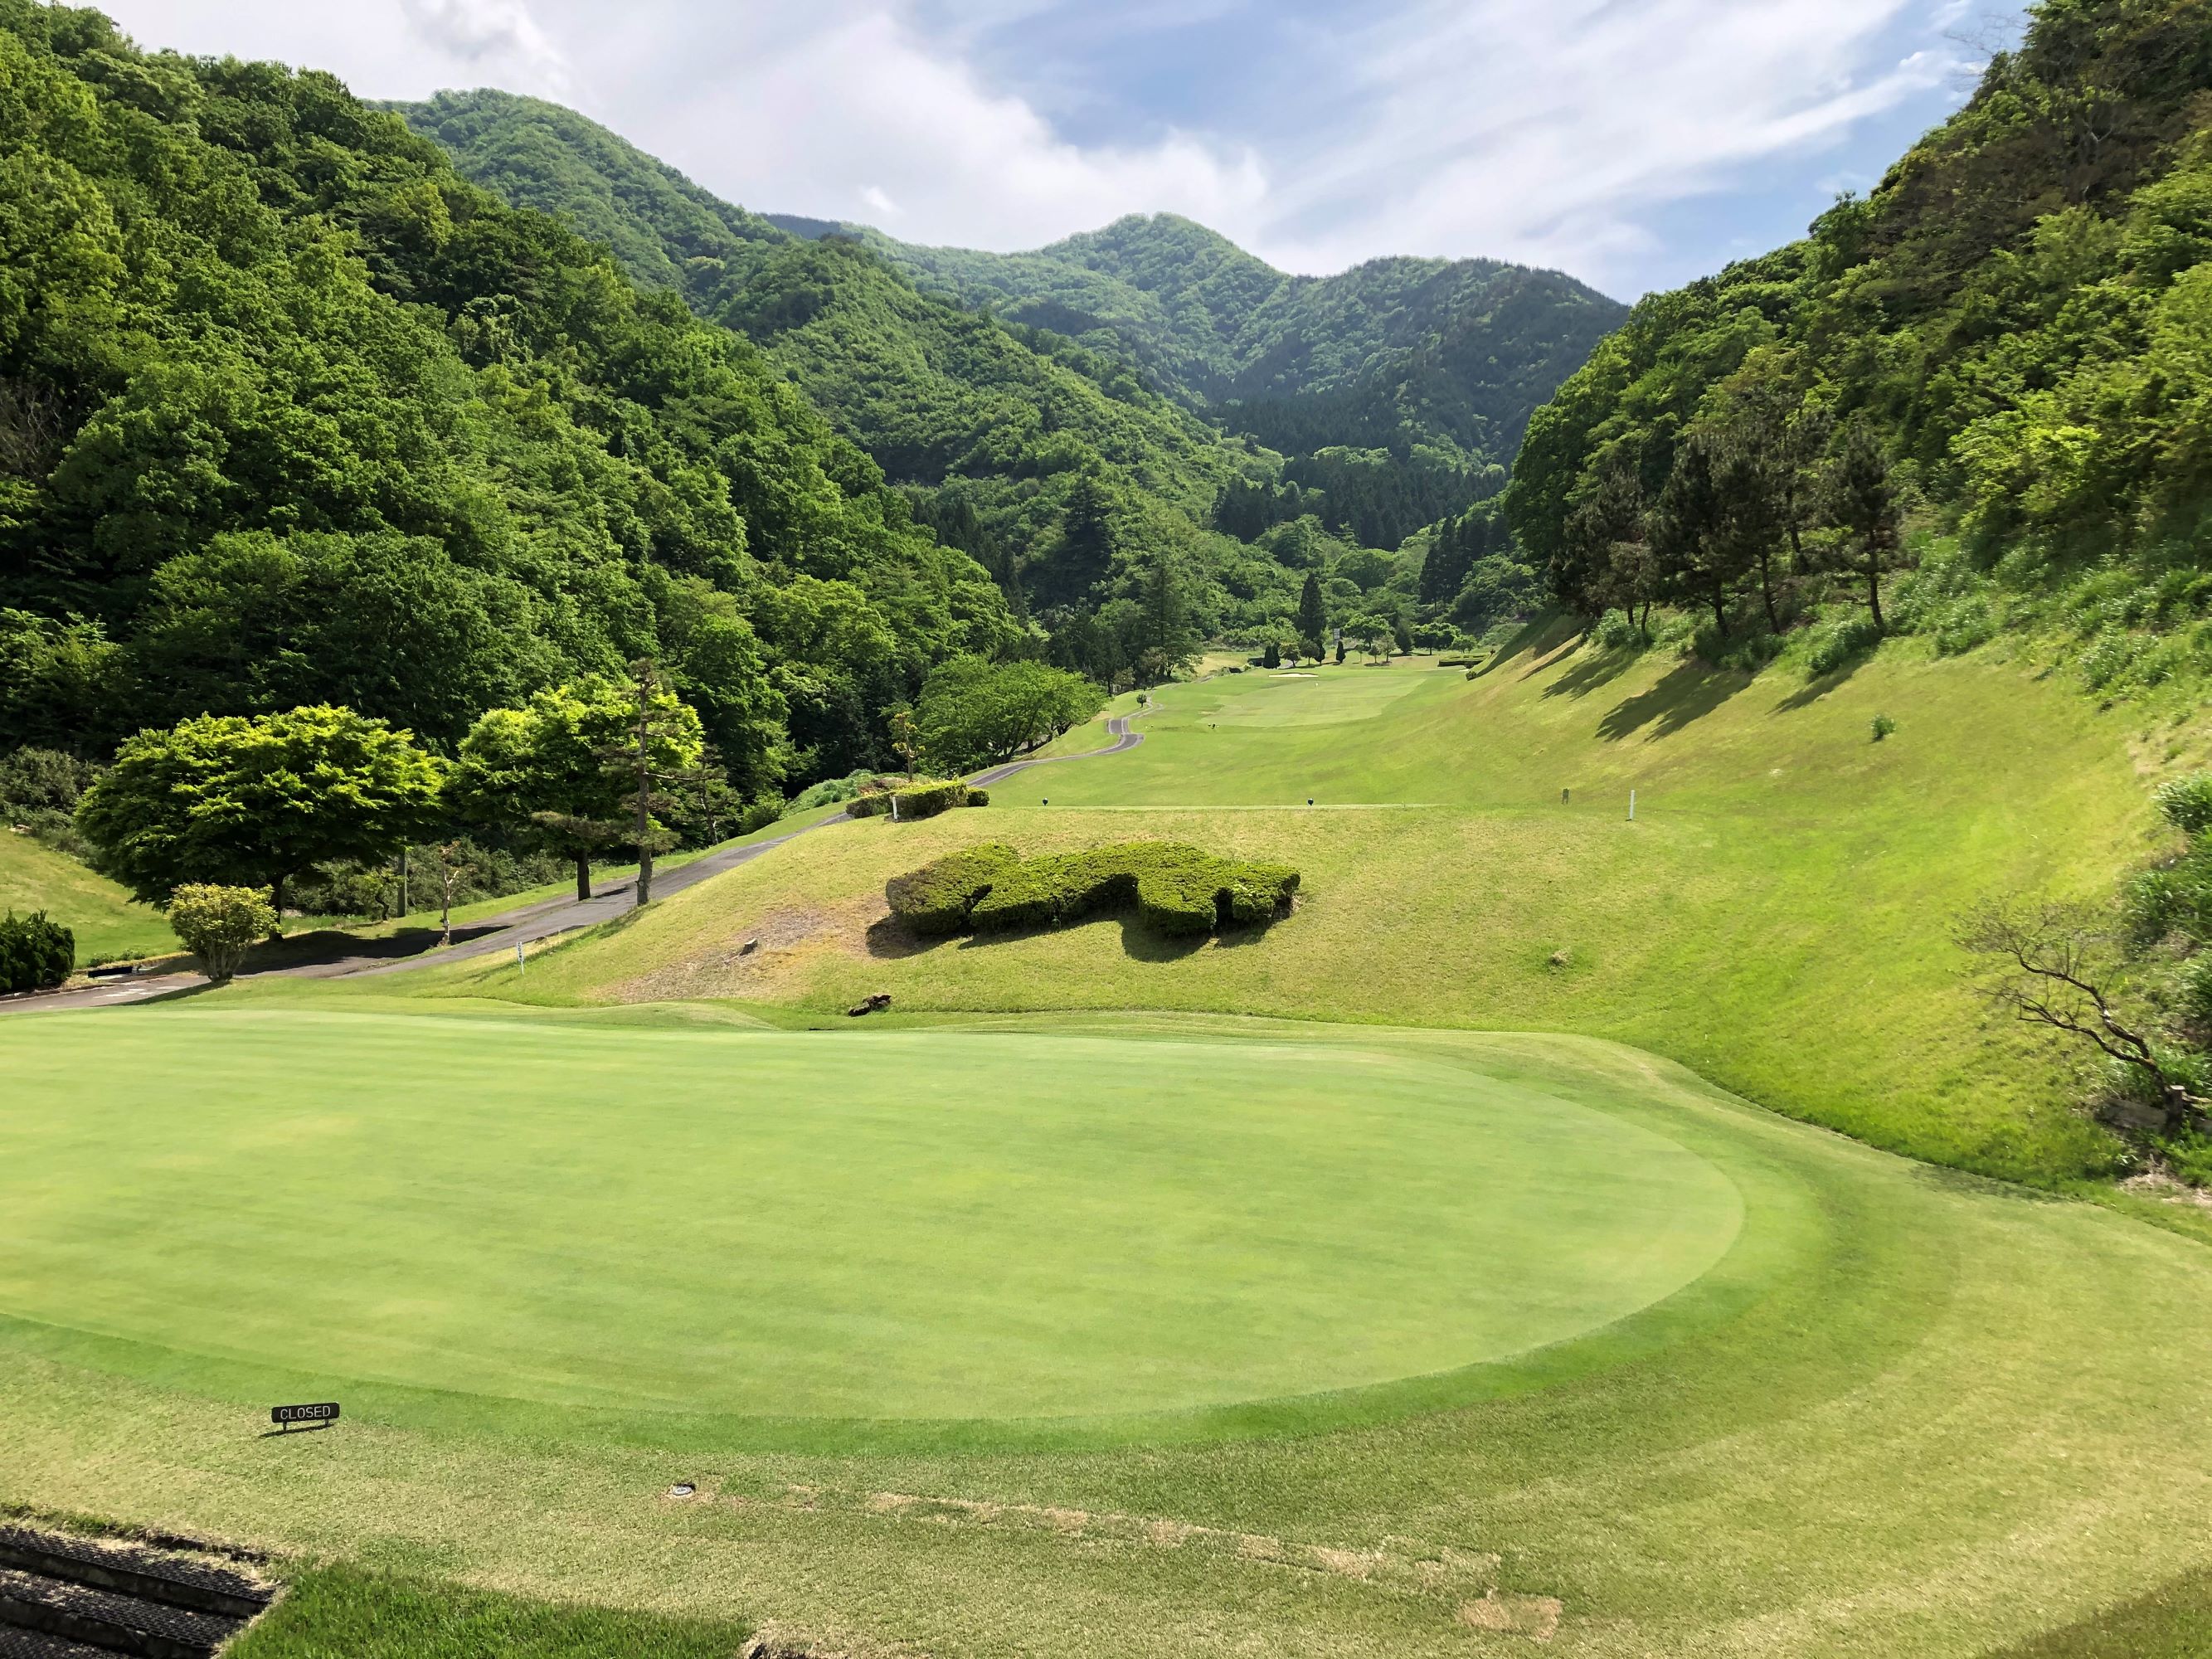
1771,649,1877,713
865,910,1277,963
240,924,503,975
1597,657,1753,742
1544,645,1643,702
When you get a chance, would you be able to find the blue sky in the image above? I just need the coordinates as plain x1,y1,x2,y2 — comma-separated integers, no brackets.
97,0,2024,297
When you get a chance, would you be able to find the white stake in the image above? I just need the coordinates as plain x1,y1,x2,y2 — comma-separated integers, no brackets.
1629,790,1636,822
515,941,525,975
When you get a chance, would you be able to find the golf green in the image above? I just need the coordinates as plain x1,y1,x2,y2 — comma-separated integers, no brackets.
0,1008,1739,1438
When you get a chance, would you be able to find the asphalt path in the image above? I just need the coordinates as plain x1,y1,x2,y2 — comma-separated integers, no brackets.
5,707,1148,1013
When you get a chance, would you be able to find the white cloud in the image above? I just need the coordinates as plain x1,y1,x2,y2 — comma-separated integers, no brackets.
90,0,1976,294
396,0,573,97
1247,0,1961,282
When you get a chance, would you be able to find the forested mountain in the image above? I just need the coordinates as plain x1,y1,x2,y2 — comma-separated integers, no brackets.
1508,0,2212,679
401,91,1298,645
0,2,1010,789
809,212,1629,545
403,93,1619,561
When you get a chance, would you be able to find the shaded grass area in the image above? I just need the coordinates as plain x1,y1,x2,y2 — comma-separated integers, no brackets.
231,1564,751,1657
1990,1567,2212,1657
438,639,2171,1185
3,1015,2210,1656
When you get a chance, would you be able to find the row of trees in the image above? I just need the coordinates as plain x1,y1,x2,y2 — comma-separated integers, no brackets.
1549,386,1910,642
72,649,1120,933
75,665,715,925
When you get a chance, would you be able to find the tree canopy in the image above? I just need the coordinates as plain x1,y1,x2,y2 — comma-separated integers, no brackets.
0,3,1009,784
75,706,447,915
1507,0,2212,649
914,658,1106,772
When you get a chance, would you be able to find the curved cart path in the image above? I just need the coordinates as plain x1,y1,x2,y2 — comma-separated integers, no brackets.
5,708,1148,1011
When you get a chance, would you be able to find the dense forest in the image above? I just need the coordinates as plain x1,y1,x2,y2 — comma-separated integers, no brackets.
1507,0,2212,688
796,212,1626,547
0,3,1017,796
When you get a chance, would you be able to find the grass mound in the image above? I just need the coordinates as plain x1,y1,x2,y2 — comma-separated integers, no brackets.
887,841,1298,937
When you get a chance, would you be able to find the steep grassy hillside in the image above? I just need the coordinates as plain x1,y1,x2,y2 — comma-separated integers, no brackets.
0,832,173,962
444,636,2192,1186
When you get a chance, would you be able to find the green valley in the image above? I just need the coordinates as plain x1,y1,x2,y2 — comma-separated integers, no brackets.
7,0,2212,1654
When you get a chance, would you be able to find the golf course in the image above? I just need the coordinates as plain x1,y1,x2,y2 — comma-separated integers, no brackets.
7,640,2212,1657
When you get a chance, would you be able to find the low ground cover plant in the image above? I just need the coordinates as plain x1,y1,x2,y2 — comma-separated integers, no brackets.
887,841,1299,937
0,909,72,992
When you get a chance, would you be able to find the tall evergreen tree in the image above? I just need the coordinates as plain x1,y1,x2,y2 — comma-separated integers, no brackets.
1295,571,1329,652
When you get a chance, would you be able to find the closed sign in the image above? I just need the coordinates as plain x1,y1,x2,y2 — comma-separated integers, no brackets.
270,1402,339,1428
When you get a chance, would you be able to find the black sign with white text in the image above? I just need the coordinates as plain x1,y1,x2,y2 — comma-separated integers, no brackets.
270,1402,339,1428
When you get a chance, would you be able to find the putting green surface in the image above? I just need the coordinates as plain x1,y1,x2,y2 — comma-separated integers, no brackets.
0,1008,1739,1436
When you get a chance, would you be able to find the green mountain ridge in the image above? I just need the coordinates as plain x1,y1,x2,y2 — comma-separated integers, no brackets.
789,210,1631,543
397,93,1623,557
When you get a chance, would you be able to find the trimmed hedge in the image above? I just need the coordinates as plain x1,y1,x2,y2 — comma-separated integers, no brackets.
887,842,1299,938
848,779,988,820
0,909,74,993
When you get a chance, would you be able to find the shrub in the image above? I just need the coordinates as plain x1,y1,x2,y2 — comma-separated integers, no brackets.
887,842,1300,938
2176,954,2212,1036
2154,773,2212,838
790,771,897,811
1871,713,1898,742
0,747,94,817
1693,623,1786,674
1930,597,1998,656
892,780,974,820
168,883,277,981
0,910,73,993
1591,610,1649,653
850,779,986,820
884,843,1020,934
1807,615,1884,676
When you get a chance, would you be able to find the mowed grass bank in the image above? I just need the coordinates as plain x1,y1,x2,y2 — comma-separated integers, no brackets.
453,634,2176,1183
0,830,174,962
3,1007,2210,1657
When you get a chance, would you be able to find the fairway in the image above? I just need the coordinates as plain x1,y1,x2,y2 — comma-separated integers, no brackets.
0,1008,1740,1439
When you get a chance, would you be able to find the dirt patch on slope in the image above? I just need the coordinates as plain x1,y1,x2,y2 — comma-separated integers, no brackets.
608,901,880,1004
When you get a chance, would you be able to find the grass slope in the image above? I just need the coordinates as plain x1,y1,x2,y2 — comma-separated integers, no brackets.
0,832,174,963
473,632,2177,1185
4,1010,2210,1656
230,1564,752,1658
